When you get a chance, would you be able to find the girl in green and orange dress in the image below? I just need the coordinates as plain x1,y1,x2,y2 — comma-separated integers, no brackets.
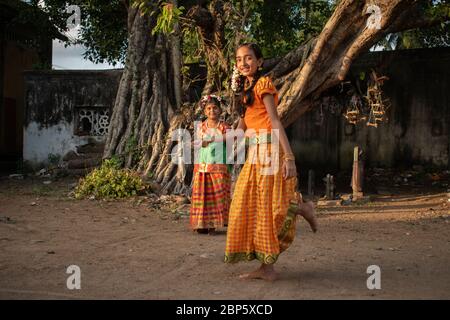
190,95,231,235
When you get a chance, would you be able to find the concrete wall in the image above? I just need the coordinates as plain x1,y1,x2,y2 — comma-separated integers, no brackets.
23,70,121,168
287,47,450,171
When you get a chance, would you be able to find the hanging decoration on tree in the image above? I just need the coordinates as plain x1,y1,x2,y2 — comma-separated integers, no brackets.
365,70,390,127
344,94,364,124
342,69,390,127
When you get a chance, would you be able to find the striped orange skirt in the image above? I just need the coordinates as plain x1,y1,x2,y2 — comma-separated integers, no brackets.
190,169,231,230
224,143,299,264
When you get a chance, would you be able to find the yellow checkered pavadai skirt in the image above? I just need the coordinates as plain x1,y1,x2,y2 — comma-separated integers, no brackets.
224,143,299,265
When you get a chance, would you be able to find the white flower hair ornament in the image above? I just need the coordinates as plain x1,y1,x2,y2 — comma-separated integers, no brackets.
200,94,222,106
231,64,242,93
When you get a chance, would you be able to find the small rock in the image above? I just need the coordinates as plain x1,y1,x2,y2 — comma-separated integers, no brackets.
317,199,342,206
0,216,14,224
213,291,221,295
9,174,24,180
43,181,52,185
89,196,95,200
341,198,353,205
30,202,37,206
147,194,158,200
340,194,352,201
375,247,383,250
30,240,45,244
47,250,55,254
174,195,189,204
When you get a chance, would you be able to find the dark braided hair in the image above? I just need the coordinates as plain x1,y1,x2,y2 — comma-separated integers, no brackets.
234,43,263,118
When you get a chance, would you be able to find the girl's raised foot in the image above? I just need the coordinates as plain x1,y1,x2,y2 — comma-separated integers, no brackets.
298,201,318,233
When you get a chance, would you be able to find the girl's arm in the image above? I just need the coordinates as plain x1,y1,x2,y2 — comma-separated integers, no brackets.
262,94,297,179
236,117,247,131
213,118,246,142
202,122,230,145
205,119,246,145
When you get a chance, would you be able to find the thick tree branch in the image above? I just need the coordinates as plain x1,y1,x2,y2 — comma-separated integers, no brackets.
273,0,449,127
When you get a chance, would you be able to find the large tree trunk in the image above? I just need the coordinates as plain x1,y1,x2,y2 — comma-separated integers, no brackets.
104,5,191,194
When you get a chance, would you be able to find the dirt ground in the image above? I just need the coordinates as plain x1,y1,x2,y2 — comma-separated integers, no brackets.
0,176,449,300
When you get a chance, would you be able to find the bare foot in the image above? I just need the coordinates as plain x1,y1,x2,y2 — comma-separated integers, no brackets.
260,267,278,281
297,201,318,233
239,265,278,281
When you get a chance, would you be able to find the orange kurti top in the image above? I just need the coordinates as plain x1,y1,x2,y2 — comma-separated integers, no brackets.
243,76,278,133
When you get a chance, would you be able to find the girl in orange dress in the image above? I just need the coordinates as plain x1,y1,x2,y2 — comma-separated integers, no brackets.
224,43,317,281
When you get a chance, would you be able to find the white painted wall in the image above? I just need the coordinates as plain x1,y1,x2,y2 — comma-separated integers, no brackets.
23,121,104,167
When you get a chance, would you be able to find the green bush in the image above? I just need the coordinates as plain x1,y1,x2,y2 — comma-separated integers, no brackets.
74,159,145,199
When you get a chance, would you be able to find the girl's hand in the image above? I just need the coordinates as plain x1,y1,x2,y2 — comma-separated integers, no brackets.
193,139,202,148
201,135,214,147
282,159,297,180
